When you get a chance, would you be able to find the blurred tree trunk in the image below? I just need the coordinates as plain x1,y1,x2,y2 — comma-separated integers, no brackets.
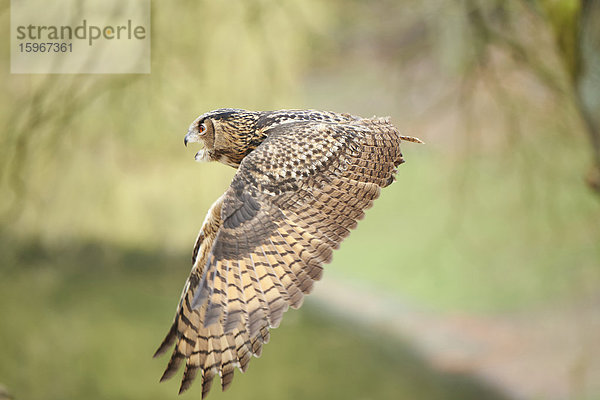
541,0,600,192
457,0,600,194
575,0,600,192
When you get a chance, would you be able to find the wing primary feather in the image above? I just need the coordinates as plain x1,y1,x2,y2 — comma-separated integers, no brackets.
239,257,267,338
279,219,326,280
219,333,237,390
160,339,186,382
267,238,304,308
224,260,247,333
233,328,253,372
179,338,203,394
257,245,289,328
204,259,228,328
203,325,222,375
258,245,290,301
192,255,216,310
274,229,314,294
200,326,219,399
248,253,272,327
154,320,178,358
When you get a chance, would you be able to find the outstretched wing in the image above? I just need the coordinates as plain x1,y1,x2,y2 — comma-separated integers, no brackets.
155,117,411,397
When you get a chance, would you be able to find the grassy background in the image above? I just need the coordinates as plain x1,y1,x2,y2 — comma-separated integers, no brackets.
0,239,510,400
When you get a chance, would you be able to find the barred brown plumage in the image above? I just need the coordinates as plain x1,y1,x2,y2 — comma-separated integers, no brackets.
154,108,422,397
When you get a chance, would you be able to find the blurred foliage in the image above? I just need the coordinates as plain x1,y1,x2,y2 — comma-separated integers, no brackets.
0,0,332,247
454,0,600,190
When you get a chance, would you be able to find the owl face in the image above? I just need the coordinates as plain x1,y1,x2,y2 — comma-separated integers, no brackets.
184,115,217,162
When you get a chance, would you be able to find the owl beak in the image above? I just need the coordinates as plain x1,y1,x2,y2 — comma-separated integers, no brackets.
184,131,198,147
184,131,200,147
184,130,207,161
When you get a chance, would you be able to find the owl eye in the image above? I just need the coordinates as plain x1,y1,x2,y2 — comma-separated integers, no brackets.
198,122,207,135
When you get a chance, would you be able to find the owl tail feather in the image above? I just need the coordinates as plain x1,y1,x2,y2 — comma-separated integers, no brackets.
399,135,425,144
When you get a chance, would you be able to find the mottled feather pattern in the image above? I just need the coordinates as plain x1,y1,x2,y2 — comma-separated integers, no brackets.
155,109,421,397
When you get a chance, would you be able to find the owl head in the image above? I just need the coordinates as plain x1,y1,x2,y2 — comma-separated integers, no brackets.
184,108,260,167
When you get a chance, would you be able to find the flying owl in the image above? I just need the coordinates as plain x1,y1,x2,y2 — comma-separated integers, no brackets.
154,108,422,397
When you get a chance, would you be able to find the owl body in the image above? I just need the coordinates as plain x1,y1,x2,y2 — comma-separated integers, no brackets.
185,108,360,167
156,108,421,397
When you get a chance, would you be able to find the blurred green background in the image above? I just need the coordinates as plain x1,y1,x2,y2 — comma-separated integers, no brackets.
1,1,599,399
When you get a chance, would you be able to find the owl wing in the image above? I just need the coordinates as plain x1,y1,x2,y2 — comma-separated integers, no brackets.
154,117,413,397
